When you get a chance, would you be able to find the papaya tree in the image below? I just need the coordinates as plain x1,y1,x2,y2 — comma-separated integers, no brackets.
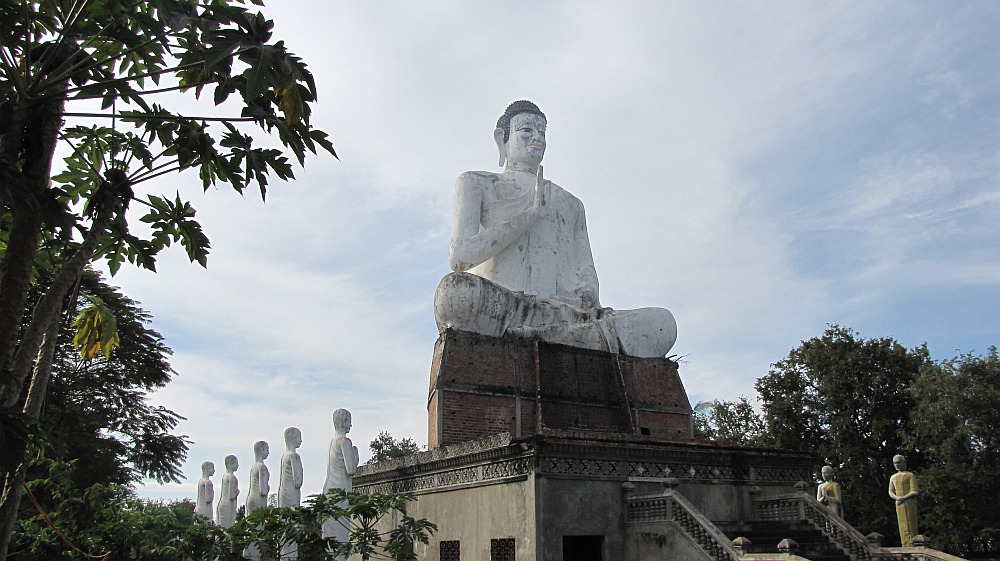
0,1,337,557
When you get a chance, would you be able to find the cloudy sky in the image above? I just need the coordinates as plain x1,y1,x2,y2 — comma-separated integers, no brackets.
91,2,999,500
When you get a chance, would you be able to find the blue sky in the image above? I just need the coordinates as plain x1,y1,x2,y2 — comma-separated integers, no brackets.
90,2,999,500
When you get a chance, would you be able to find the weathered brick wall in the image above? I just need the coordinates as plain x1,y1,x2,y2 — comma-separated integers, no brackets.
428,330,692,448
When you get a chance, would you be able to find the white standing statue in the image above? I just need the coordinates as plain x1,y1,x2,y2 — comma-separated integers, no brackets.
278,427,304,561
195,461,215,523
434,100,677,357
244,441,270,561
278,427,304,507
322,409,360,559
216,455,240,529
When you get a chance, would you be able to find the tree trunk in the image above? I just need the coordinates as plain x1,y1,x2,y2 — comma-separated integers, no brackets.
0,320,59,561
0,202,114,560
0,96,65,407
0,101,43,404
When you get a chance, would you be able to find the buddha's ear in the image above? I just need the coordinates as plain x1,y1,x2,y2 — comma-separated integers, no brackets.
494,127,506,167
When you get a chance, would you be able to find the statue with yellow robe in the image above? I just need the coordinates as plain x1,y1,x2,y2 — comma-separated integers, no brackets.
816,465,844,518
888,454,919,547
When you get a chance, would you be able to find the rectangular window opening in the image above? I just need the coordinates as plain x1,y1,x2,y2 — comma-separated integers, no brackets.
491,537,516,561
440,539,460,561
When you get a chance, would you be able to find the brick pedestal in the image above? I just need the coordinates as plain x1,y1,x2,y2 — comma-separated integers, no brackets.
428,329,692,449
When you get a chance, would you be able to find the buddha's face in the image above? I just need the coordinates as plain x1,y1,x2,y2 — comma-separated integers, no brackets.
893,455,906,471
505,113,546,167
821,467,833,481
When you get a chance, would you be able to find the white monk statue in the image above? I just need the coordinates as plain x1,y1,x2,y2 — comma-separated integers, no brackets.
278,427,304,560
244,440,270,561
246,440,271,512
323,409,360,558
434,100,677,357
278,427,304,507
195,461,215,523
216,455,239,529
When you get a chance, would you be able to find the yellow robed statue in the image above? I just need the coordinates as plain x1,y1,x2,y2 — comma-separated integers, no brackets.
888,454,919,546
816,465,844,518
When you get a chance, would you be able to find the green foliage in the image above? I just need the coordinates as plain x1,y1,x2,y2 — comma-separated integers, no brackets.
908,347,1000,550
0,0,337,406
71,295,120,360
40,269,187,486
754,325,931,541
0,2,335,554
368,431,421,464
11,461,435,561
3,0,339,271
691,396,767,446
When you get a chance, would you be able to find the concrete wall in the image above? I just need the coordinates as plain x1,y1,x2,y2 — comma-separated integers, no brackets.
624,521,713,561
404,478,537,561
536,477,629,560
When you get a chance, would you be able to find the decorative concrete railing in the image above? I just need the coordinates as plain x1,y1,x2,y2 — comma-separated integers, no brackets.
754,491,876,561
626,488,741,561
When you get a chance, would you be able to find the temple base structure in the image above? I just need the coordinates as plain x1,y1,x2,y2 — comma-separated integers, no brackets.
427,329,692,449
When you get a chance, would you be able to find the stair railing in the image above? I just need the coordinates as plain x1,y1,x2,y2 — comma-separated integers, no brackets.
754,492,879,561
626,488,742,561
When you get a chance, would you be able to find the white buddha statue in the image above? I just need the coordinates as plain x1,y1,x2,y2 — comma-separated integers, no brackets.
278,427,303,508
195,461,215,523
322,409,359,560
434,100,677,357
216,455,239,529
244,440,270,561
278,427,304,560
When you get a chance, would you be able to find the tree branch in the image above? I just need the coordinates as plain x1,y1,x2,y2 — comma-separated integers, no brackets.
69,80,220,102
61,59,206,96
130,164,186,186
62,112,263,123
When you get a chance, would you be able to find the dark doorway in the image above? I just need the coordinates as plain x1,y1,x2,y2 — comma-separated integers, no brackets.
563,535,603,561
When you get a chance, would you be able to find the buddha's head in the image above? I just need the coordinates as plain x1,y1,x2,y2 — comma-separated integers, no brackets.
821,465,834,481
225,454,239,472
893,454,906,471
254,440,269,461
494,100,547,168
202,460,215,477
333,408,352,435
284,426,302,449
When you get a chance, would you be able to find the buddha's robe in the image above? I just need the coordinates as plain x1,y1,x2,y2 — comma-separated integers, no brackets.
817,480,843,518
278,451,302,507
436,171,676,357
216,473,238,529
890,471,919,547
195,477,214,522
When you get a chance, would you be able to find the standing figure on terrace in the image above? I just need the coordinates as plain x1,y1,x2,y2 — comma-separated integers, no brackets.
278,427,304,560
816,465,844,518
216,455,240,529
323,409,360,560
888,454,920,547
244,440,270,561
195,461,215,523
434,100,676,357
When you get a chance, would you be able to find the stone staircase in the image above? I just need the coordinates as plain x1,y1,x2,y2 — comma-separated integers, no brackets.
717,520,851,561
